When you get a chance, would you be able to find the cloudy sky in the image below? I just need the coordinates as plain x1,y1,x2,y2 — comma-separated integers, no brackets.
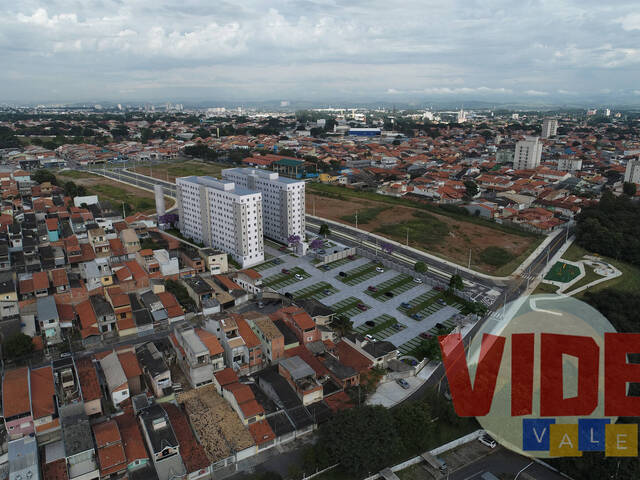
2,0,640,104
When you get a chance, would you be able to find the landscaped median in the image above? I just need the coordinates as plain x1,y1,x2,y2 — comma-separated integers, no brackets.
336,262,385,286
355,314,405,340
262,267,310,289
292,281,337,300
364,274,420,302
330,297,371,317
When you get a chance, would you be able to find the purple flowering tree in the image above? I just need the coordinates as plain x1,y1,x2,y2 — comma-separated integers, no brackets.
287,234,301,248
381,242,394,255
310,238,324,251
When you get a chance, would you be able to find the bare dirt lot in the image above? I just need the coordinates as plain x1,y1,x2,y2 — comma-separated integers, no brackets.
307,192,538,275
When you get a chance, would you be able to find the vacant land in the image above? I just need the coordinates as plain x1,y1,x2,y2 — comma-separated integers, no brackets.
544,261,581,283
340,206,390,225
131,159,233,182
57,170,174,214
307,184,540,275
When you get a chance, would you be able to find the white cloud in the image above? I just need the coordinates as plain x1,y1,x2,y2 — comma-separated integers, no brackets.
524,90,548,96
616,13,640,31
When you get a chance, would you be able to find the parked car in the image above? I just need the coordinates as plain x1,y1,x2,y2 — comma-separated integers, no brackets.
281,268,290,274
420,332,433,340
396,378,410,389
365,334,374,341
437,298,446,305
323,289,332,295
339,271,347,277
413,277,423,284
375,266,385,273
413,313,423,320
400,302,411,309
294,273,304,280
319,249,326,254
284,292,293,299
392,323,402,331
365,320,376,327
258,301,264,309
435,286,444,291
347,255,355,260
321,265,330,271
357,303,368,311
385,291,394,298
435,322,445,329
367,285,377,292
479,434,497,449
279,246,288,251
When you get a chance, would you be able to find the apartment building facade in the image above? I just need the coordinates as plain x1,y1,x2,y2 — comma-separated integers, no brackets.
514,136,543,170
176,176,264,268
222,168,306,244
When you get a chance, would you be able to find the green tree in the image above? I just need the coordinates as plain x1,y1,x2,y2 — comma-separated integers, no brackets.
449,274,464,292
464,180,479,197
414,261,427,273
319,223,330,237
393,401,434,455
316,406,404,476
331,315,353,337
33,169,57,185
623,181,637,196
4,333,35,358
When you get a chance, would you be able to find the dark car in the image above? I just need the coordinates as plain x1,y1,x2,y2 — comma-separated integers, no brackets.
367,285,377,292
365,320,376,327
435,322,445,330
284,292,293,299
281,268,290,274
385,291,394,298
420,332,432,339
357,303,368,311
400,302,411,309
339,271,347,277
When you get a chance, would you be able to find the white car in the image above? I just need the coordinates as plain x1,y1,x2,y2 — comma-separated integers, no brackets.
375,267,385,273
413,277,423,284
478,434,497,449
294,273,304,280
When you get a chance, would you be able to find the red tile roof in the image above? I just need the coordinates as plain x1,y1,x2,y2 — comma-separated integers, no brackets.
30,366,55,419
114,411,148,465
32,271,49,291
93,420,121,447
3,367,30,418
235,316,261,349
51,269,68,288
162,403,210,472
195,328,224,356
248,420,276,445
43,458,68,480
214,368,239,388
335,341,373,374
76,357,102,401
117,351,142,379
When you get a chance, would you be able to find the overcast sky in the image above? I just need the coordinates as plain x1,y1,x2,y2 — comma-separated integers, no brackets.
3,0,640,104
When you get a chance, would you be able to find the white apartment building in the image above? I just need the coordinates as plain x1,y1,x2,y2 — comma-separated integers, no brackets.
176,176,264,268
222,168,305,244
557,157,582,172
541,118,558,138
514,136,543,170
624,158,640,184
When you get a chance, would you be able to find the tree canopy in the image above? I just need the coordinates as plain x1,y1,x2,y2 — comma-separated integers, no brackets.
3,333,35,358
414,261,428,273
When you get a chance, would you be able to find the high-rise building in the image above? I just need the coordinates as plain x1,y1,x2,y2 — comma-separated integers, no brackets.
624,158,640,184
513,136,543,170
541,118,558,138
176,176,264,268
154,184,166,217
222,168,305,244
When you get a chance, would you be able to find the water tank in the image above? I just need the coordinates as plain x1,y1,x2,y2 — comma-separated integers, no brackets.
154,184,166,217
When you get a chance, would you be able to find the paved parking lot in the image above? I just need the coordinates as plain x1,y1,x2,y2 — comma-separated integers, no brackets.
331,296,371,317
262,267,311,289
257,243,470,359
291,281,337,300
253,257,283,272
316,255,359,270
355,314,405,340
364,273,421,302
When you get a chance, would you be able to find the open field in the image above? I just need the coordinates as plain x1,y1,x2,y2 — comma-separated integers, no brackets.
56,170,174,214
130,159,233,182
307,183,541,275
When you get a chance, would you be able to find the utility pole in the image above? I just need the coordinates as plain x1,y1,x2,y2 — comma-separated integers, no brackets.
468,248,471,269
406,228,409,246
355,210,358,229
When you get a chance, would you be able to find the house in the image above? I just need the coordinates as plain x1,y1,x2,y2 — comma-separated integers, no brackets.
75,299,101,345
344,334,398,368
92,420,127,478
117,349,144,395
294,298,335,340
99,351,130,406
3,367,33,439
161,403,211,480
136,249,161,278
183,275,218,312
120,228,141,254
157,291,185,324
138,404,186,480
213,275,249,306
105,287,135,337
272,306,320,345
222,382,265,425
51,268,70,294
250,315,285,363
30,366,61,444
136,342,172,398
114,412,150,473
171,323,223,388
32,270,50,297
89,294,118,338
80,258,113,291
153,249,179,279
87,227,110,257
37,295,62,345
139,290,169,329
199,248,228,274
212,368,239,395
8,436,40,480
60,403,100,480
234,269,263,294
180,248,205,274
278,356,323,405
76,357,103,417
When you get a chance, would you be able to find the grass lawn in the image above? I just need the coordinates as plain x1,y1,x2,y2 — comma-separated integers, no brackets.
375,211,449,249
532,282,559,295
56,169,97,179
262,267,309,289
364,274,417,302
564,264,602,294
340,206,390,225
544,261,581,283
90,184,156,212
337,262,384,286
361,316,398,335
562,243,640,297
331,297,370,316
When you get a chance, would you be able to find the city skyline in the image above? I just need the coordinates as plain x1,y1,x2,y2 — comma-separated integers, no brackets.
3,1,640,104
